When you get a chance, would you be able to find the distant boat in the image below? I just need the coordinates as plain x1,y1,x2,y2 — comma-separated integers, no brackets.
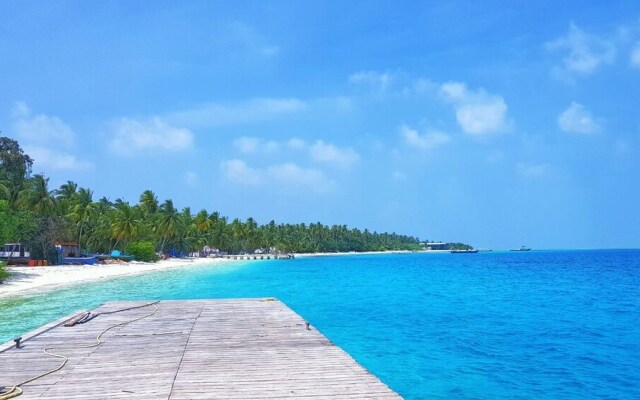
511,246,531,252
451,249,479,254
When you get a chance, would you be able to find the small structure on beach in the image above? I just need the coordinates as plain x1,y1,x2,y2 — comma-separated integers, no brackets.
0,243,31,265
55,242,98,265
424,242,449,251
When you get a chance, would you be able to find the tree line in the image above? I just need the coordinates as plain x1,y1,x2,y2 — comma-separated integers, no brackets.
0,137,423,263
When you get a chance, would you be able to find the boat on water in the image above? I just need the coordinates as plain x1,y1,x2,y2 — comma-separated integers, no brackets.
451,249,479,254
511,246,531,251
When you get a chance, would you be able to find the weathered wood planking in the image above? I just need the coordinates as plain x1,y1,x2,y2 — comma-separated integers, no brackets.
0,299,402,399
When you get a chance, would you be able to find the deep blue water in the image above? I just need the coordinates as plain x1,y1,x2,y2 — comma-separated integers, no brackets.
1,250,639,399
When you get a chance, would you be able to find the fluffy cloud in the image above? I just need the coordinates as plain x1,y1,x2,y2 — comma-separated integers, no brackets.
11,102,74,145
220,159,334,193
546,24,615,76
558,102,601,134
401,125,450,150
440,82,509,135
631,42,640,68
231,136,359,169
108,117,194,155
10,102,92,170
308,140,359,169
24,145,92,171
267,163,334,192
349,71,394,91
220,159,263,185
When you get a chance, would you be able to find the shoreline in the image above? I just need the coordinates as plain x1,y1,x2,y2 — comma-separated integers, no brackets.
0,257,236,300
293,250,450,257
0,250,447,299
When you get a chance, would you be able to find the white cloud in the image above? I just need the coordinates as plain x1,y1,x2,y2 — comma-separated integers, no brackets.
349,71,394,91
185,171,197,186
108,117,194,155
10,102,92,171
25,145,93,171
287,138,306,149
516,162,551,178
546,24,615,76
267,163,334,193
630,42,640,68
440,82,509,135
220,159,263,185
11,102,75,145
308,140,359,169
558,102,601,134
230,136,359,170
167,98,305,129
401,125,450,150
220,159,334,193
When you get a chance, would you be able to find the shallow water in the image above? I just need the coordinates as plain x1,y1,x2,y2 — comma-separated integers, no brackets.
1,250,639,399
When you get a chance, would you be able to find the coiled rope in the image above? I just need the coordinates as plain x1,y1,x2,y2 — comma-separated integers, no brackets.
0,301,160,400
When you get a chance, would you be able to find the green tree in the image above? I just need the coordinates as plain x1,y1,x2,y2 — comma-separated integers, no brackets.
0,136,33,185
19,174,57,216
155,200,181,253
110,203,140,250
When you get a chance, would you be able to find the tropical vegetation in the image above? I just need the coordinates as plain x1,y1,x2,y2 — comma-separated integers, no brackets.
0,137,424,264
0,261,10,283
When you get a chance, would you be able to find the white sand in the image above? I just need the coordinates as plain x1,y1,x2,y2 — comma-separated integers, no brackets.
0,257,235,299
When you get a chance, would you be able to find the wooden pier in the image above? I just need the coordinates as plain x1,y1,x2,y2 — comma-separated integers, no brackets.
0,299,401,399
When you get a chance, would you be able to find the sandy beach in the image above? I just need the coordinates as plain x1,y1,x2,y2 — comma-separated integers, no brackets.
0,251,432,299
0,257,235,299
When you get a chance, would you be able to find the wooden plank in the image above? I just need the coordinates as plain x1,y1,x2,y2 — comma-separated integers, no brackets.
0,299,402,399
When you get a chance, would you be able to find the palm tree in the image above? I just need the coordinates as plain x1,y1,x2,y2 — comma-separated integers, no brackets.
194,209,212,233
155,200,181,253
139,190,159,214
19,174,57,216
56,180,78,201
110,203,140,251
67,201,96,253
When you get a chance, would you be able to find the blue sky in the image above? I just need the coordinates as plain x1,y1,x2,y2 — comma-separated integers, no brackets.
1,1,639,249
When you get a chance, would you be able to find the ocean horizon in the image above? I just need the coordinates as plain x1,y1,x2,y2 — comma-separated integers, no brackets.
1,250,638,399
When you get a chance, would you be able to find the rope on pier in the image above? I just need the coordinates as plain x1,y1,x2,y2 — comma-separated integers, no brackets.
0,301,161,399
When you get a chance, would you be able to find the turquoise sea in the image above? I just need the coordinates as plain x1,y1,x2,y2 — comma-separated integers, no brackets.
1,250,639,399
